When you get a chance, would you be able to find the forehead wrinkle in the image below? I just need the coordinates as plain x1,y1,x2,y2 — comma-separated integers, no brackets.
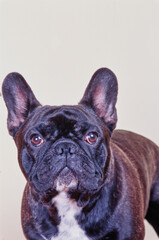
40,105,89,123
24,105,101,135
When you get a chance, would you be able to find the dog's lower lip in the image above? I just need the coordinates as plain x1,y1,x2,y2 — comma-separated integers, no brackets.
55,167,78,189
58,167,72,177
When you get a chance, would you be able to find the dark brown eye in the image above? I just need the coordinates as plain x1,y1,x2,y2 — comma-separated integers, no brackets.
84,132,98,145
31,135,44,146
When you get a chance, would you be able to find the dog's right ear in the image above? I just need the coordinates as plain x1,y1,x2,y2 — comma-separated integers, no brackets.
80,68,118,133
2,72,41,137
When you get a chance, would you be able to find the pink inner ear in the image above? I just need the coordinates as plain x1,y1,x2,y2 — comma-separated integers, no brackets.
9,111,23,129
11,87,27,128
93,85,106,117
93,85,113,122
15,88,27,113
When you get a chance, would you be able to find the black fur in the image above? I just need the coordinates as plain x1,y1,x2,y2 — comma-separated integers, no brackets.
2,68,159,240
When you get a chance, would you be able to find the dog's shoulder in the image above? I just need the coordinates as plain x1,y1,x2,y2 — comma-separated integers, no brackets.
111,129,159,183
111,129,158,152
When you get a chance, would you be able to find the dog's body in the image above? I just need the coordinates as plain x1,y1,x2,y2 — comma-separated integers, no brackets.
2,68,159,240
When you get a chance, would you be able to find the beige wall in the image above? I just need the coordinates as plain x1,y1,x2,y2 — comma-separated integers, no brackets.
0,0,159,239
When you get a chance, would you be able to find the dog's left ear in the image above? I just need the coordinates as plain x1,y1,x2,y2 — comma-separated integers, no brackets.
2,72,41,137
80,68,118,133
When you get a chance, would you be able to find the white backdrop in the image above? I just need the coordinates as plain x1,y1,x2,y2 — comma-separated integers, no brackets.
0,0,159,239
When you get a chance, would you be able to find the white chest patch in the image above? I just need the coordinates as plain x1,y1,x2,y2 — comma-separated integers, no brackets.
51,189,89,240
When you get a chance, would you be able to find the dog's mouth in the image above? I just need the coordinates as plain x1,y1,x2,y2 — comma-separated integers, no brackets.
54,167,78,191
31,158,103,198
38,164,103,207
41,167,92,207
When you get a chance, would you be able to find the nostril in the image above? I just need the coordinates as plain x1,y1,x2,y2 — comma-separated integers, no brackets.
55,142,77,156
69,147,75,155
55,146,64,155
59,148,64,155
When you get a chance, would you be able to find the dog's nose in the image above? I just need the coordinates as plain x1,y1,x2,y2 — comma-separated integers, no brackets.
55,142,77,156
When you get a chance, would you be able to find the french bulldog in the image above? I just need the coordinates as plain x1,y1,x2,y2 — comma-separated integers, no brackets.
2,68,159,240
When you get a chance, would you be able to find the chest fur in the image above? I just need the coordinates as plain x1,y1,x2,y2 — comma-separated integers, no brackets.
51,191,89,240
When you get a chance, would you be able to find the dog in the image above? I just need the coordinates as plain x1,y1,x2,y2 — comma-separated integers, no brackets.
2,68,159,240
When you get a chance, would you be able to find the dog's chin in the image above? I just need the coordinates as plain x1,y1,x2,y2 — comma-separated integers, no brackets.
54,167,78,191
35,165,102,205
40,167,102,207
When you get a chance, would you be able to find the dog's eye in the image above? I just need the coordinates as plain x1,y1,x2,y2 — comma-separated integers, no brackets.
84,132,98,145
31,135,44,146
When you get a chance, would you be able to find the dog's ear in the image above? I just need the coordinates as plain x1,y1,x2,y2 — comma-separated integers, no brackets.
80,68,118,133
2,72,41,137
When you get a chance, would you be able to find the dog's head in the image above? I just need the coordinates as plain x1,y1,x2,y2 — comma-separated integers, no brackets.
2,68,118,205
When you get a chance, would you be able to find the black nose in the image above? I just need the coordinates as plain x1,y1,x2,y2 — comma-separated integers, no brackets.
55,141,77,156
